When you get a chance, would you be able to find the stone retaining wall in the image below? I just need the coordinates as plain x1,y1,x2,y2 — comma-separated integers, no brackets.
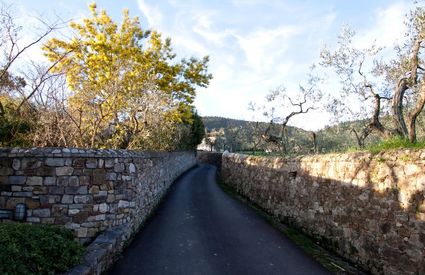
222,151,425,275
0,148,196,243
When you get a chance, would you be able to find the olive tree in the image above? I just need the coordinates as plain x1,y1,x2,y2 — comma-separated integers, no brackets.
321,6,425,144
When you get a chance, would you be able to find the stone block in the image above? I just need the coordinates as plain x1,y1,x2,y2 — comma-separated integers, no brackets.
74,195,92,204
118,200,130,208
65,186,79,194
33,186,47,195
74,211,90,223
9,176,26,185
87,228,99,238
41,218,55,224
76,227,88,238
104,159,115,168
94,194,107,203
73,158,85,167
27,217,40,223
107,194,115,203
114,163,125,173
86,159,98,169
55,216,72,225
6,197,25,208
69,204,85,210
72,168,83,176
79,176,90,185
36,167,55,176
69,209,80,215
27,176,43,186
23,186,35,192
46,158,65,167
62,194,74,204
0,167,13,176
52,204,68,216
122,175,132,181
106,173,117,181
48,186,64,195
12,159,20,170
81,221,98,228
69,176,80,186
56,167,74,176
44,177,56,185
98,159,104,168
77,186,88,195
39,195,61,204
128,163,136,173
65,222,81,230
89,186,100,194
58,176,70,186
11,185,21,192
99,203,109,213
12,191,32,197
25,198,40,209
33,209,51,218
93,169,106,185
87,214,106,222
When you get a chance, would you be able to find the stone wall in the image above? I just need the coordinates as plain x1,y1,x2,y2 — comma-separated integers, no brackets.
0,148,196,243
196,151,222,170
222,151,425,275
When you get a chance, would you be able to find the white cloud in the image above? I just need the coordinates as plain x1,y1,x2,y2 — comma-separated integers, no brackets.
193,19,235,47
236,25,300,73
356,2,409,49
137,0,163,27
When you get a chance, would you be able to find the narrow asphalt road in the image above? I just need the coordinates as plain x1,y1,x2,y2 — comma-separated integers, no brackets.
109,164,330,275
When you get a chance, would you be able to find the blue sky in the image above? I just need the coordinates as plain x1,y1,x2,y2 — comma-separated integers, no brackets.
8,0,413,130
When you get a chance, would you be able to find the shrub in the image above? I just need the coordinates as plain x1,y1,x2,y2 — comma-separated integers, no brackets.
0,223,84,274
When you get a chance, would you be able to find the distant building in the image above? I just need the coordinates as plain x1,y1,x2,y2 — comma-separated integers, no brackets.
197,128,225,152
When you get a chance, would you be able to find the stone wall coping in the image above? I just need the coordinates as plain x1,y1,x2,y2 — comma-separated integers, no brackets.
0,147,193,159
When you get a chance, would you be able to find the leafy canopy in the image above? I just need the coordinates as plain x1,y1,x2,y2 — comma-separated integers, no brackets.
43,3,211,148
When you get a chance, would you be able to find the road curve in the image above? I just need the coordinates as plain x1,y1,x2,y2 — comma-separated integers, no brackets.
108,164,330,275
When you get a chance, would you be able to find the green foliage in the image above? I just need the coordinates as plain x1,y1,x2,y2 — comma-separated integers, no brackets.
188,112,205,148
0,95,34,147
365,136,425,154
0,223,84,274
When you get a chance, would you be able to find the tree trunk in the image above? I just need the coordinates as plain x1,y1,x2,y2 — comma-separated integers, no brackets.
369,93,394,138
311,132,317,153
408,86,425,142
392,79,409,137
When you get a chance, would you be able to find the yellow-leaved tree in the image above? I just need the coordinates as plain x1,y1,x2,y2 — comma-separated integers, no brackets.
43,3,211,149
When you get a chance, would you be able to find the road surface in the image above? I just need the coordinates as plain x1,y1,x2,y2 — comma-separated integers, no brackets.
109,164,330,275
